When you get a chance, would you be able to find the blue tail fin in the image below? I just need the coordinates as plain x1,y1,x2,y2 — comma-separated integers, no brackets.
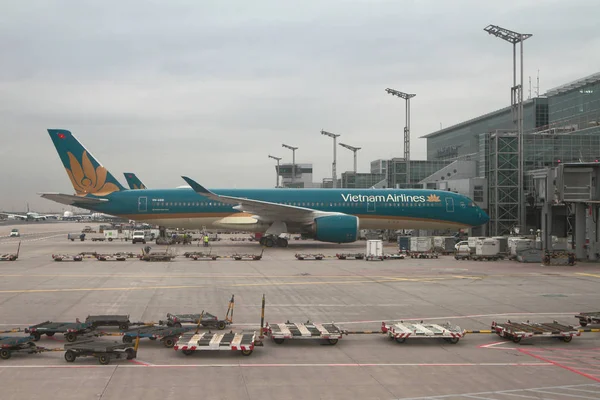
47,129,126,196
124,172,148,189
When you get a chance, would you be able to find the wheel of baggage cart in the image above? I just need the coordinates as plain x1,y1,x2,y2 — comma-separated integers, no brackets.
395,337,406,343
218,321,226,330
315,256,323,260
444,337,460,344
511,336,521,343
119,323,129,331
64,350,76,362
172,322,182,328
297,257,304,260
579,321,588,327
125,349,135,360
562,336,573,343
241,349,253,356
122,336,133,344
273,338,285,344
99,355,110,365
328,339,338,345
65,333,77,342
32,333,41,341
46,332,55,337
212,256,217,260
182,349,194,356
108,238,113,242
163,336,176,348
0,349,11,360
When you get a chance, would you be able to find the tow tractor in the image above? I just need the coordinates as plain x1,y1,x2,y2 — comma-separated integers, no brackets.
491,320,580,343
266,321,344,345
381,321,465,344
575,311,600,327
0,242,20,261
25,321,95,342
159,295,235,330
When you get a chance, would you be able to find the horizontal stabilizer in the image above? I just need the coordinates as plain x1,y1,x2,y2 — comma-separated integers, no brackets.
38,193,109,206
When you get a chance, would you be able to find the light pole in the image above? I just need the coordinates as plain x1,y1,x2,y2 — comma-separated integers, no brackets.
282,144,298,186
484,24,532,234
385,88,416,185
339,143,361,173
321,130,341,188
268,155,282,188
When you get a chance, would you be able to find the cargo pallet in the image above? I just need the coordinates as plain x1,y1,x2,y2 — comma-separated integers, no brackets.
295,253,324,260
336,253,364,260
121,325,193,347
160,295,235,330
85,315,144,331
576,312,600,327
0,336,53,360
174,331,257,356
409,252,439,259
25,321,94,342
491,320,580,343
266,321,343,345
381,321,465,344
63,339,138,365
0,242,20,261
232,249,263,261
52,254,83,262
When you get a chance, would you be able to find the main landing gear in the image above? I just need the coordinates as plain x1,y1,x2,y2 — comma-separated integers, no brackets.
259,235,288,248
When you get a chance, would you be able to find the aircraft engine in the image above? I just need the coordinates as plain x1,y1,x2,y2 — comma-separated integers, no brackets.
313,215,359,243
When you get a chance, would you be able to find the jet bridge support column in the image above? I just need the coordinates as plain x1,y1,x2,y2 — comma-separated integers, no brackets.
575,203,587,260
590,206,600,261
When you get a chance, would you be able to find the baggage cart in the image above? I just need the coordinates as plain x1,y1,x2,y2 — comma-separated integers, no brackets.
575,312,600,327
160,295,235,330
85,315,141,330
25,321,94,342
52,254,83,262
121,325,193,347
232,249,263,261
266,321,343,345
491,320,580,343
174,331,257,356
381,321,465,344
184,251,219,260
384,253,406,260
96,252,136,261
0,336,52,360
139,246,176,261
63,339,138,365
295,253,324,260
0,242,20,261
336,253,364,260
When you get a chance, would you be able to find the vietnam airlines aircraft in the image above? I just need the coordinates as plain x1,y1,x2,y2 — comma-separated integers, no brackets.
40,129,489,247
124,173,147,190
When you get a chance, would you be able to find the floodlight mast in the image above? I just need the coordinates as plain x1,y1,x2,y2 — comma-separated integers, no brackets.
385,88,416,185
484,24,532,234
339,143,361,173
282,144,298,186
268,155,282,187
321,130,341,188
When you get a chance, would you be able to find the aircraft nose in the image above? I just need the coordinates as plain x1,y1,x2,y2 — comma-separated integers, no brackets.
479,208,490,224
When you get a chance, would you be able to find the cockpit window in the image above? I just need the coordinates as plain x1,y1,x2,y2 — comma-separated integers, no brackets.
469,202,476,207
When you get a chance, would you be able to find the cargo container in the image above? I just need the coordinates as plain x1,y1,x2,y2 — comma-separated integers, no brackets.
433,236,455,254
467,237,486,252
509,238,534,259
397,236,411,252
472,238,502,260
366,240,384,261
409,237,438,258
492,236,509,255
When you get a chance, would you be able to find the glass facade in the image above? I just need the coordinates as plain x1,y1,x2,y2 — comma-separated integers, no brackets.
387,159,451,188
341,172,386,189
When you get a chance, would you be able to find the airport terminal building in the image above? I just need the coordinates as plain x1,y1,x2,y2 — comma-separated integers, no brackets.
421,72,600,235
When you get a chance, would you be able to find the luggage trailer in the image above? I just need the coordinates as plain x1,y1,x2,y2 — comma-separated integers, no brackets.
25,321,95,342
174,331,258,356
0,242,20,261
85,315,147,331
266,321,344,345
491,320,581,343
63,338,139,365
121,325,194,347
52,254,83,262
0,336,58,360
381,321,465,344
575,312,600,327
295,253,325,260
159,295,235,330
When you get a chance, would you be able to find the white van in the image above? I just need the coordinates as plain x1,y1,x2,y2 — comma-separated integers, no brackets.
132,231,149,244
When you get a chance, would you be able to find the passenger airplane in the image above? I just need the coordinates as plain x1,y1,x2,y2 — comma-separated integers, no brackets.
40,129,489,247
124,173,147,190
1,204,55,221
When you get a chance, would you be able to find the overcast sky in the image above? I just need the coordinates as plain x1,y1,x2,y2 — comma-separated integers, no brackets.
1,0,598,211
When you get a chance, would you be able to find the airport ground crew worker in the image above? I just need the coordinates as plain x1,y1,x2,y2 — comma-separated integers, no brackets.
204,235,209,247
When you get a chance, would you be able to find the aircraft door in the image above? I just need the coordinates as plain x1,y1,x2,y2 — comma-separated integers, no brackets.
445,197,454,212
367,202,376,213
138,197,148,212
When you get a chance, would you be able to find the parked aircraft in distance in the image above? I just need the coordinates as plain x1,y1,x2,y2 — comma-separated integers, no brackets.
40,129,489,247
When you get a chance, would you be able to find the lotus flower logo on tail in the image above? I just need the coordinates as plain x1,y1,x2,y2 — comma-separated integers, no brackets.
66,151,120,196
427,194,441,203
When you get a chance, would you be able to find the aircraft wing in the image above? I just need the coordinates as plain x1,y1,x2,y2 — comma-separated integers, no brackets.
181,176,340,223
38,193,109,206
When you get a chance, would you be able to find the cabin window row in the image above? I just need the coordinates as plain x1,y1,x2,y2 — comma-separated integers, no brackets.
158,202,226,207
156,201,442,208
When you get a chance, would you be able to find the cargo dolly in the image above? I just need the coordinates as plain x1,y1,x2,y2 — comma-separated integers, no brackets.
0,242,20,261
381,321,465,344
121,325,194,347
96,252,135,261
295,253,324,260
85,315,147,330
159,295,235,330
491,320,581,343
184,251,219,260
575,312,600,327
174,331,257,356
384,253,406,260
232,249,263,260
266,321,344,345
52,254,83,262
336,253,364,260
63,338,139,365
0,336,58,360
25,321,94,342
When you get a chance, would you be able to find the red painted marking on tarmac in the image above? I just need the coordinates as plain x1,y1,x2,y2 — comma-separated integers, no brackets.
519,349,600,383
128,359,151,366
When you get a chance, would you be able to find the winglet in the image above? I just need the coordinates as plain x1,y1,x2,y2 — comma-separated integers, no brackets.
181,176,212,195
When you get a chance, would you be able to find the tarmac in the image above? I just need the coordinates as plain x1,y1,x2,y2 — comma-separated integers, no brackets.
1,222,600,399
